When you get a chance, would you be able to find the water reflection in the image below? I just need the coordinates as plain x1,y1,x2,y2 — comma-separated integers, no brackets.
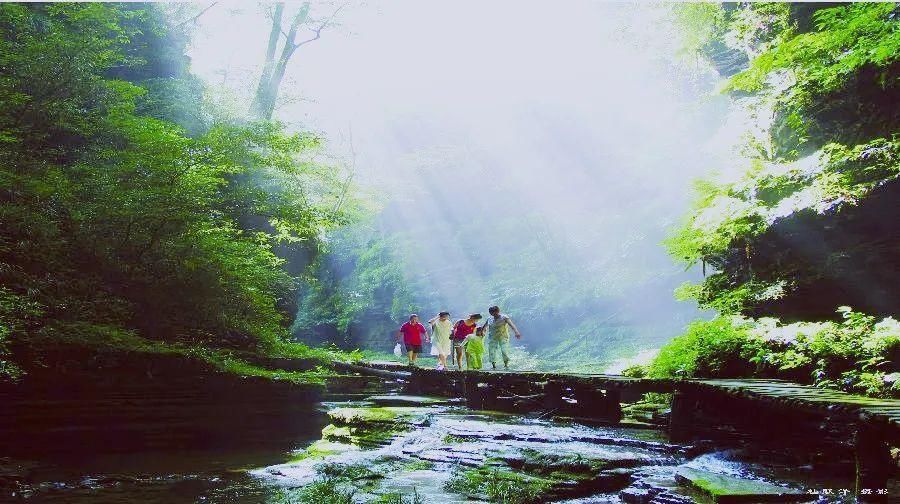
3,407,328,503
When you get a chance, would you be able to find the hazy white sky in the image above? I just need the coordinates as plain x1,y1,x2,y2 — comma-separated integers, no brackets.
188,1,746,355
188,1,742,184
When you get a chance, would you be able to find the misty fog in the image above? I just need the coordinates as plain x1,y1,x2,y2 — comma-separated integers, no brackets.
190,1,747,370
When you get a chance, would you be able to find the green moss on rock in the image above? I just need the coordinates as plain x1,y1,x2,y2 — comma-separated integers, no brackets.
320,421,410,449
287,439,358,462
675,467,808,503
321,406,427,448
328,406,423,425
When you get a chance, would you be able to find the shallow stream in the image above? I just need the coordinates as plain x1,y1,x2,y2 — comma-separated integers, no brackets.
1,391,867,503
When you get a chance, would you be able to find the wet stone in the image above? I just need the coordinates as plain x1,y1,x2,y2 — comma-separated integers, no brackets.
250,400,850,503
674,467,810,503
365,468,472,503
619,487,655,503
553,496,625,504
405,445,487,467
327,406,429,425
366,394,461,407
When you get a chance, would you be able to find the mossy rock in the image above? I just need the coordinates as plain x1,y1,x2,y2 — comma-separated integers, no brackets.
321,422,410,449
675,468,809,503
442,434,468,444
496,449,638,498
400,459,435,471
508,448,653,478
328,406,426,426
324,406,429,449
286,439,358,462
442,458,633,503
321,424,354,442
509,449,608,478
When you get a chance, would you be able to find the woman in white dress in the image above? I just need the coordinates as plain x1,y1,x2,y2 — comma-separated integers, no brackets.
428,311,453,370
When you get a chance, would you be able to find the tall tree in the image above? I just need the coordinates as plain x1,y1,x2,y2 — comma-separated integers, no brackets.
0,3,351,360
249,2,345,120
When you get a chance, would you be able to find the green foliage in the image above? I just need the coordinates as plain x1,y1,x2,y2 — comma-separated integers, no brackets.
267,339,363,363
729,3,899,96
650,316,760,379
674,276,788,315
0,287,40,380
274,478,355,504
666,138,900,314
673,2,794,59
294,224,416,347
444,466,552,504
0,3,355,378
368,491,422,504
651,308,900,398
23,321,330,384
665,175,765,264
726,3,794,56
671,3,727,57
621,364,648,379
667,138,900,268
667,3,900,321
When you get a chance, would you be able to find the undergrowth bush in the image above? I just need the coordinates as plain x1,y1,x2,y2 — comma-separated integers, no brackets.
12,321,336,385
651,307,900,398
444,466,550,504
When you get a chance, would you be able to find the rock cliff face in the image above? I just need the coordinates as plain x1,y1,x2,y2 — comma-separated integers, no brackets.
686,3,900,322
734,178,900,321
0,343,322,456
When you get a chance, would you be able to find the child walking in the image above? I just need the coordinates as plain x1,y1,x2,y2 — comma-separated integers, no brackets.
451,314,482,371
464,327,485,370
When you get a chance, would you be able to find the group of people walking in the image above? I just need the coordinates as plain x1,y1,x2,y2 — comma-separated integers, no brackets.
396,306,522,371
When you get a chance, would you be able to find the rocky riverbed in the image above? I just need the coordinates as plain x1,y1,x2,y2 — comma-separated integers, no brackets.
2,389,880,503
252,395,861,503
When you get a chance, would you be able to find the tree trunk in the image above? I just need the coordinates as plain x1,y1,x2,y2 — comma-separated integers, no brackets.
249,3,285,120
249,2,310,121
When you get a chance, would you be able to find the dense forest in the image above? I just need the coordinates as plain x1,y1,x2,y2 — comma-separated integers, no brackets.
0,3,357,383
0,3,898,503
645,2,900,398
0,2,897,400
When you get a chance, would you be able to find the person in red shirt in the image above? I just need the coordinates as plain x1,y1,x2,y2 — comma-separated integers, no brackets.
397,314,429,366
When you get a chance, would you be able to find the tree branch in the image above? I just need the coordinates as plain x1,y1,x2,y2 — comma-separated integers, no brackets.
279,2,311,60
293,1,348,49
175,1,219,27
